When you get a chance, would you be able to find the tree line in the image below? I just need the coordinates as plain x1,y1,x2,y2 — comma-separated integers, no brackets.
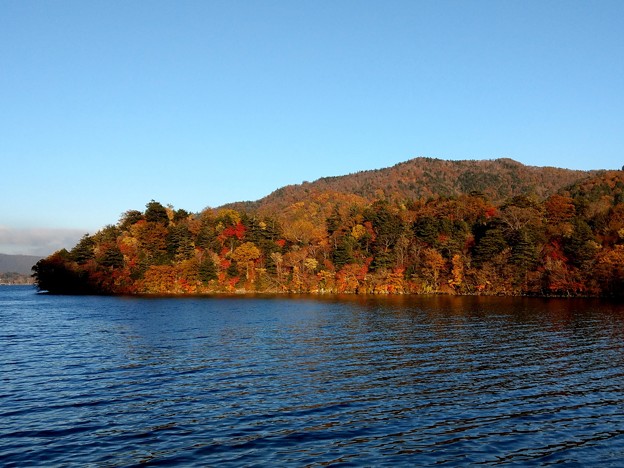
33,170,624,297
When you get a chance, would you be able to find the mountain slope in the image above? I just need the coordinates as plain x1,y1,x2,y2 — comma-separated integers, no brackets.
0,254,42,275
224,158,594,213
564,169,624,203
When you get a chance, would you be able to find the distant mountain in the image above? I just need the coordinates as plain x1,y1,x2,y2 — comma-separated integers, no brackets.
0,254,42,275
224,158,595,213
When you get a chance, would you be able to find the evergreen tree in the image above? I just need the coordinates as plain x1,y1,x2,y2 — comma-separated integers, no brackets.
196,222,217,251
365,201,403,269
173,209,190,223
227,261,239,278
326,207,342,235
472,227,507,266
145,200,169,225
166,225,194,261
70,234,95,264
413,217,439,245
198,257,217,284
332,236,355,268
101,246,124,269
564,219,598,267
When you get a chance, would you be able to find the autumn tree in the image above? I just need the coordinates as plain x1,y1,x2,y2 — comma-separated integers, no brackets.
132,220,169,266
33,168,624,297
119,210,144,230
545,194,576,224
33,250,94,294
231,242,261,281
420,248,446,291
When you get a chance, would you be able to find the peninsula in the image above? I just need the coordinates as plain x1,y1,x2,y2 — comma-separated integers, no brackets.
33,158,624,297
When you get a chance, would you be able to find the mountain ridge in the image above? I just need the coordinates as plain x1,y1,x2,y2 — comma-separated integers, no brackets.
222,157,596,213
0,253,42,275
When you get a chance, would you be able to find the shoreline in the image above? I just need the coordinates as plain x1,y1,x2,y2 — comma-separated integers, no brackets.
33,288,620,300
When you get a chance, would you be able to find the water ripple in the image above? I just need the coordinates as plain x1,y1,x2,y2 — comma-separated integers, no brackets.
2,287,624,466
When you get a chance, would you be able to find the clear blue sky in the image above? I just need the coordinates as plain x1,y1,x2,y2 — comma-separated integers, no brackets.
1,1,623,255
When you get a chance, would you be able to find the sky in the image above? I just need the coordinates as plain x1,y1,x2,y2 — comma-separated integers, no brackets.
1,1,623,256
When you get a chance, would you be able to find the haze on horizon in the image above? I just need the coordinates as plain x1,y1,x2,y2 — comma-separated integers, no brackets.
1,1,623,256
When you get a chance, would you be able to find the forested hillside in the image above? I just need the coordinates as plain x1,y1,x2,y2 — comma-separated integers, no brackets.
33,161,624,297
225,158,593,214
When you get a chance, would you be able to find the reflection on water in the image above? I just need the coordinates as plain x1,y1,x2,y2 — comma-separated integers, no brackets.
1,286,624,466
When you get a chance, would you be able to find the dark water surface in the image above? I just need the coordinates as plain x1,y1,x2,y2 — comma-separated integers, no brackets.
2,286,624,466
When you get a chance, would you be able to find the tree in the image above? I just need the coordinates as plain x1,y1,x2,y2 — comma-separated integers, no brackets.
32,250,94,294
70,234,95,264
132,220,169,265
231,242,261,280
545,194,575,224
196,221,218,251
119,209,144,229
243,215,281,256
365,201,404,270
511,229,538,270
472,227,507,266
563,219,599,267
145,200,169,225
448,254,465,291
198,257,218,284
510,228,539,290
270,252,284,283
166,225,194,261
332,235,355,269
173,209,190,223
100,246,124,269
421,248,446,291
326,206,342,235
413,216,439,245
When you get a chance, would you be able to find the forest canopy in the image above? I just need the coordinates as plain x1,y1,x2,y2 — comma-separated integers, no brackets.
33,160,624,297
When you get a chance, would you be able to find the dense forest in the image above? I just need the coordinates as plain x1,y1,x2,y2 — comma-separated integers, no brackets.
224,157,592,213
33,159,624,297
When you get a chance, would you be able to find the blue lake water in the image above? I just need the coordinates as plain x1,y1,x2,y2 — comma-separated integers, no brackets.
2,285,624,466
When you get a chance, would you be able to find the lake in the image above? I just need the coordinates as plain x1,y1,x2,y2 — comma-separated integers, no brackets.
2,285,624,466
